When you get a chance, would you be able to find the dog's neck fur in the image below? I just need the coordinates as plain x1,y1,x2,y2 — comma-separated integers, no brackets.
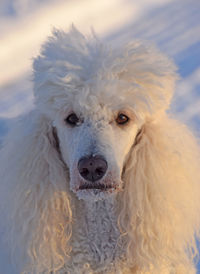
68,195,125,273
65,196,181,274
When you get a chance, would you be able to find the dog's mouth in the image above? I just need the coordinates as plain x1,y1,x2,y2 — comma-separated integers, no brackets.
73,179,123,201
78,183,115,191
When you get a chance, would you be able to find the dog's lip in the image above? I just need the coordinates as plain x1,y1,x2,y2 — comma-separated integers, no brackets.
78,183,115,191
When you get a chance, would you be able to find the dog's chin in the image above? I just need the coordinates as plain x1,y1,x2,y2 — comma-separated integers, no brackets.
76,187,121,202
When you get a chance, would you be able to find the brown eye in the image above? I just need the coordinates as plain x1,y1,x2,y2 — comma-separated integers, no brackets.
116,113,129,125
65,113,80,126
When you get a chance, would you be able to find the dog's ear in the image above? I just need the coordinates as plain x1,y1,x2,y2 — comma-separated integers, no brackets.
120,115,200,271
0,110,72,273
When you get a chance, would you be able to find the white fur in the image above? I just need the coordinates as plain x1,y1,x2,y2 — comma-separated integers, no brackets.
0,26,200,273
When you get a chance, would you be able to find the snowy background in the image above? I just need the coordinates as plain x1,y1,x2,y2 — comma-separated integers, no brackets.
0,0,200,272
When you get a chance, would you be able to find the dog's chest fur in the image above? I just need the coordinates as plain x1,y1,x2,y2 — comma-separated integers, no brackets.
64,196,125,273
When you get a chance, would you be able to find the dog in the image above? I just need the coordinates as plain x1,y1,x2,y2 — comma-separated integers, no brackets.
0,26,200,273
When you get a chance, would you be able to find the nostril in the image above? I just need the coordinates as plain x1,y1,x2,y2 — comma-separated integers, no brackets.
95,167,103,176
80,168,89,178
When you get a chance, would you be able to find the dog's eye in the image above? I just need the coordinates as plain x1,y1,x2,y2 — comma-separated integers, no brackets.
65,113,80,126
116,113,129,125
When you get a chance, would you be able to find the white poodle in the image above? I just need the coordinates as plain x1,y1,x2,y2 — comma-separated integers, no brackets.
0,26,200,274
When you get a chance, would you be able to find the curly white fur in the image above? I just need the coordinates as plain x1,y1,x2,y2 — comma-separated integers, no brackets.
0,26,200,274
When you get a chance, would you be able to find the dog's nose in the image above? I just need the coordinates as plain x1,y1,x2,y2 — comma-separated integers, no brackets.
78,155,108,182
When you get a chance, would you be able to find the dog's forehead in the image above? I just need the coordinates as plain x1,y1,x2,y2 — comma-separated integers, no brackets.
72,93,113,121
70,78,136,116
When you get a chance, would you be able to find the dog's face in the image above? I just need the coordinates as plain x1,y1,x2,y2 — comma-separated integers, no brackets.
54,92,141,201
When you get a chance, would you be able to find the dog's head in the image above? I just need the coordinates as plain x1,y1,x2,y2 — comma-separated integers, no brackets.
33,26,176,201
